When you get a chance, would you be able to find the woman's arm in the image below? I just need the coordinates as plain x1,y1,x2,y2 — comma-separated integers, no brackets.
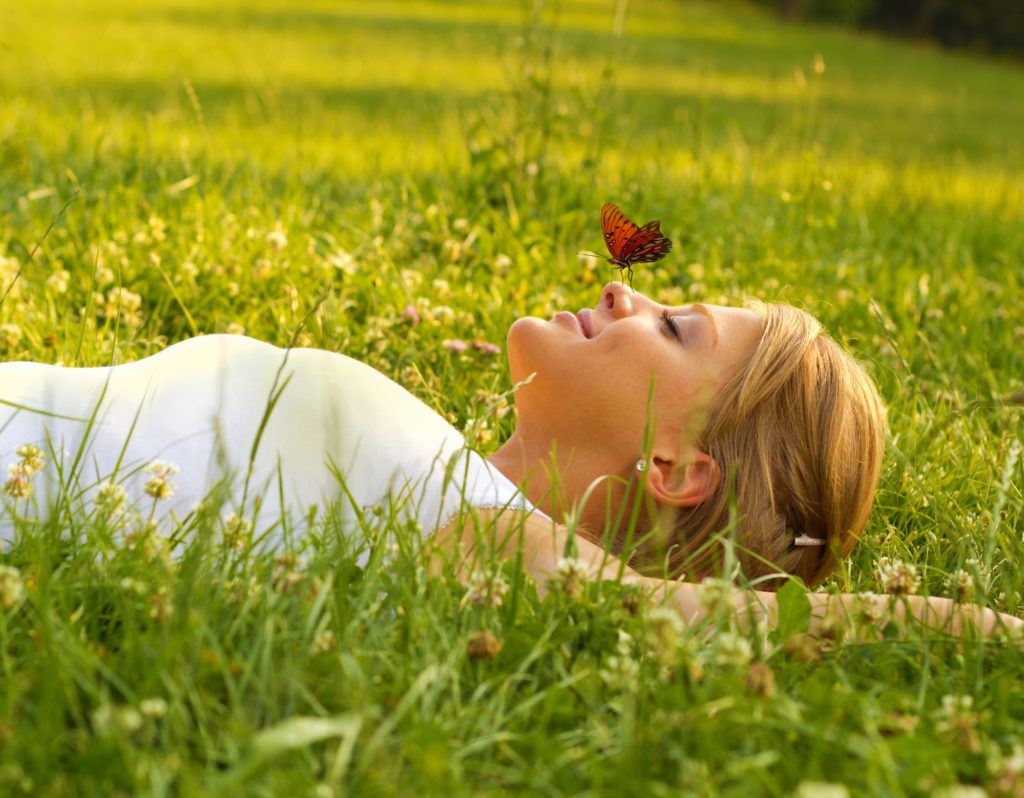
431,510,1024,638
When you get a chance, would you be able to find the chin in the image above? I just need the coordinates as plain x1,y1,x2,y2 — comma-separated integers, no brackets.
505,316,550,385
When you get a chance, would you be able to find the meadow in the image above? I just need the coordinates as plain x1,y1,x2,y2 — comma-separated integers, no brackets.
1,0,1023,795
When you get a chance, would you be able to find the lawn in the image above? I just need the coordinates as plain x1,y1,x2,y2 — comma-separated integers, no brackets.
1,0,1023,795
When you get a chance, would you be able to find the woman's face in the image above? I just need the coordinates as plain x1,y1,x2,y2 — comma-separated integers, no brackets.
506,282,765,462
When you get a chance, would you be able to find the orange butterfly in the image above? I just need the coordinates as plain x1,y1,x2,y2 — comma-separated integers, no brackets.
600,202,673,287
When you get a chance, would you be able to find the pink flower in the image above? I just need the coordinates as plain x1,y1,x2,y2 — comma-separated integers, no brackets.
471,340,501,355
402,304,420,325
443,338,468,353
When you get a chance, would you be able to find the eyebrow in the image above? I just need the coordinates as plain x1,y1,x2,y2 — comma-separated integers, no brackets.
689,303,719,349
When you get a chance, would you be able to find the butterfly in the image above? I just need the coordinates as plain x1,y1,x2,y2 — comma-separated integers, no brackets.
600,202,673,287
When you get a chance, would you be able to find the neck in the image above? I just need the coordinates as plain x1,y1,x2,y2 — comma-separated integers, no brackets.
486,429,629,535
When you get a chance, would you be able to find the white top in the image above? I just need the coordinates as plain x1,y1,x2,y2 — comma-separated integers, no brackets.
0,335,541,557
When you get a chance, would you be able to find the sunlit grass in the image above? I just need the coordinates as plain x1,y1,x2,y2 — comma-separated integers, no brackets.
1,0,1023,794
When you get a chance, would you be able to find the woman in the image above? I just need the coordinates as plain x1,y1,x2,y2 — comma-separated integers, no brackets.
0,282,1018,636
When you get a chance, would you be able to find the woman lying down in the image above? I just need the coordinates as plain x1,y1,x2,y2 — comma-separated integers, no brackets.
0,281,1019,637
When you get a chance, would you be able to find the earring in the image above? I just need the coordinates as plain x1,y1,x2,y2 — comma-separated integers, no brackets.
635,458,648,473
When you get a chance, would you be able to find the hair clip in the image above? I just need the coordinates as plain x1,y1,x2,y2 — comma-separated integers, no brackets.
793,533,826,547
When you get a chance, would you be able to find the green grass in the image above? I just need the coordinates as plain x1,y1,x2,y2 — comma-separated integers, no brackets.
2,0,1024,795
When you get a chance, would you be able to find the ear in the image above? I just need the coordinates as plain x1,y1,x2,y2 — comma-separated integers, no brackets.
643,448,721,508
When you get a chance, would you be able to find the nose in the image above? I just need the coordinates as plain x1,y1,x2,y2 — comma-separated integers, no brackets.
601,281,637,319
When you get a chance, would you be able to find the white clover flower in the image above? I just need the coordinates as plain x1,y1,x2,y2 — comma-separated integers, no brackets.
938,694,975,723
91,702,115,736
712,631,753,669
311,630,336,655
0,323,23,348
645,606,685,665
139,697,168,719
946,569,975,603
698,577,736,618
550,556,589,598
117,706,143,734
15,444,44,474
3,464,33,500
149,589,174,621
46,269,70,294
875,556,921,596
987,743,1024,796
599,654,640,689
931,787,988,798
95,482,127,517
935,694,983,753
118,577,146,595
143,460,178,500
793,782,850,798
272,553,305,592
222,512,253,550
463,568,510,609
599,635,639,687
0,564,25,607
266,228,288,251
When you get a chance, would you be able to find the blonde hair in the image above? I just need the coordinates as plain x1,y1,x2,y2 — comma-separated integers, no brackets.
634,302,887,589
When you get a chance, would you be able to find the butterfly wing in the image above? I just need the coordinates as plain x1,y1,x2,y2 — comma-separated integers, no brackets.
601,203,639,262
618,220,673,265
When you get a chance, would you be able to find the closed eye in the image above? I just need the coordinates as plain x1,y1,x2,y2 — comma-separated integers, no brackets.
660,310,683,342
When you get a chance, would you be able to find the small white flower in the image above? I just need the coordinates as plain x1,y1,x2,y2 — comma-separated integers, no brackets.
139,697,168,719
222,512,253,549
945,569,975,602
463,569,510,609
46,269,70,294
793,782,849,798
0,323,23,348
646,606,685,665
0,564,25,607
698,577,736,618
266,229,288,251
143,460,178,500
15,444,44,474
712,631,753,669
311,630,336,655
3,466,33,500
931,787,988,798
117,706,143,734
875,556,921,596
550,557,589,598
95,482,127,517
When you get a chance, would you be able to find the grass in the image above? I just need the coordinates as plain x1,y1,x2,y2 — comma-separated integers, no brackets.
1,0,1024,794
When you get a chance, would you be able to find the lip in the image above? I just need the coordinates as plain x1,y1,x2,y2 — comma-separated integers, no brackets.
576,309,593,339
554,311,584,336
